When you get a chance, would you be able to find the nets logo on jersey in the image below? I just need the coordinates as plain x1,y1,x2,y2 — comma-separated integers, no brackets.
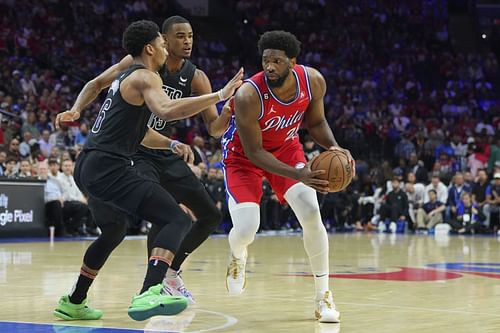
148,85,183,131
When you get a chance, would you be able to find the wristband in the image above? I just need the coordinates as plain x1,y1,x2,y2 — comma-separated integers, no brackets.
170,140,181,150
218,90,225,101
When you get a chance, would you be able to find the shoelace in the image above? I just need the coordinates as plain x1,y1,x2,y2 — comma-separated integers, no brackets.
229,258,243,279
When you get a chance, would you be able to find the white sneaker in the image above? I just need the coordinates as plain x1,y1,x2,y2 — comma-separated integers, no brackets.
377,221,386,233
389,222,397,233
226,250,247,295
315,291,340,323
162,270,195,304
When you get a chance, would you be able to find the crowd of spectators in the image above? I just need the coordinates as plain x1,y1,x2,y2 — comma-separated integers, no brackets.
0,0,499,236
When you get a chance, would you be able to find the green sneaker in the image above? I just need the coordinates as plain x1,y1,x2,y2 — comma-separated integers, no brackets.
127,284,188,321
53,295,103,320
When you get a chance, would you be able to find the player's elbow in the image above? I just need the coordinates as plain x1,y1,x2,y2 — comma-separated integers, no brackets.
244,147,262,165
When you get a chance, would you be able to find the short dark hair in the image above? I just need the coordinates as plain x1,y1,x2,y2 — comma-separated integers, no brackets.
122,20,160,57
258,30,301,58
162,15,190,33
48,158,59,165
428,189,437,195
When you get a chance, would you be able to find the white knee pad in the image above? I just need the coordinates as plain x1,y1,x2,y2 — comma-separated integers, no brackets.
284,183,323,229
228,197,260,258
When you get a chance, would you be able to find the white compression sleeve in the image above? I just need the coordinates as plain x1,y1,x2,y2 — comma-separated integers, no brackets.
284,182,330,299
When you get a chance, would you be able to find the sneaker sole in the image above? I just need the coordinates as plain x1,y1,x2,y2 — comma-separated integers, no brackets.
53,309,102,321
163,285,196,305
127,300,188,321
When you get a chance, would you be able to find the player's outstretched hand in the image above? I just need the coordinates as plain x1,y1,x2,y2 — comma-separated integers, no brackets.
172,142,194,165
297,163,330,193
56,109,81,129
219,68,244,100
221,96,234,116
329,146,356,178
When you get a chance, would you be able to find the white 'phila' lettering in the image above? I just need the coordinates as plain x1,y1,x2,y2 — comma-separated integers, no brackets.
262,110,304,132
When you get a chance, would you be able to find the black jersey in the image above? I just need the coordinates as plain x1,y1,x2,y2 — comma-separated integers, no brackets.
84,64,150,158
146,60,196,137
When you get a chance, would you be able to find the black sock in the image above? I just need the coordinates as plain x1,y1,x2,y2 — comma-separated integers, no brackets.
140,257,170,294
69,267,97,304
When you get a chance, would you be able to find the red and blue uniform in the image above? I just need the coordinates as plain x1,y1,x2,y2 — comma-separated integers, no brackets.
222,65,313,203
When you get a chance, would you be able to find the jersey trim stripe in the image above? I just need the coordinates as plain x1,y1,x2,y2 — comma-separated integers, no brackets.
301,65,312,100
246,79,265,120
221,162,238,203
264,69,300,106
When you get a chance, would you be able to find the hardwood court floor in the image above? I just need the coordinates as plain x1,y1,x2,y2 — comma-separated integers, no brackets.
1,233,500,332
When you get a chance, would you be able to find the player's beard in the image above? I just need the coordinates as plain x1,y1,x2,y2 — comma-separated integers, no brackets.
267,69,290,88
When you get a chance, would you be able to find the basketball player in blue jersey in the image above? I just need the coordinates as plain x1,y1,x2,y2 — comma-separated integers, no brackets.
56,16,232,305
53,20,243,321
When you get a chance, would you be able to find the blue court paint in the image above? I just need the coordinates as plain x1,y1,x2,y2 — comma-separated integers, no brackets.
427,262,500,273
0,321,153,333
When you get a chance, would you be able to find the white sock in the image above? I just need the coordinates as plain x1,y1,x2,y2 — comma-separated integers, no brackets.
228,198,260,259
284,183,330,300
166,267,177,278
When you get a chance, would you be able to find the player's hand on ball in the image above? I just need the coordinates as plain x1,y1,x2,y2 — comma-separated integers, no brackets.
329,146,356,178
173,142,194,165
297,163,330,193
219,67,244,100
56,109,81,129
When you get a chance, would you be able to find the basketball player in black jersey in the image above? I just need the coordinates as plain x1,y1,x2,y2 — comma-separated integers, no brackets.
53,20,243,321
57,16,231,304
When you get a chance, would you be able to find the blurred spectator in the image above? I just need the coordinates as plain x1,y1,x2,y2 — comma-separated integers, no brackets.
38,162,67,237
447,172,472,219
472,169,492,227
416,189,445,231
449,192,485,234
57,159,89,236
491,173,500,232
38,129,53,158
3,156,17,178
74,123,89,145
303,135,321,161
21,111,40,139
379,178,409,231
424,173,448,204
18,159,32,178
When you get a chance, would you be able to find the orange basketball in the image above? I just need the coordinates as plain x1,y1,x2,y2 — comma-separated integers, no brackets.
310,150,353,192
